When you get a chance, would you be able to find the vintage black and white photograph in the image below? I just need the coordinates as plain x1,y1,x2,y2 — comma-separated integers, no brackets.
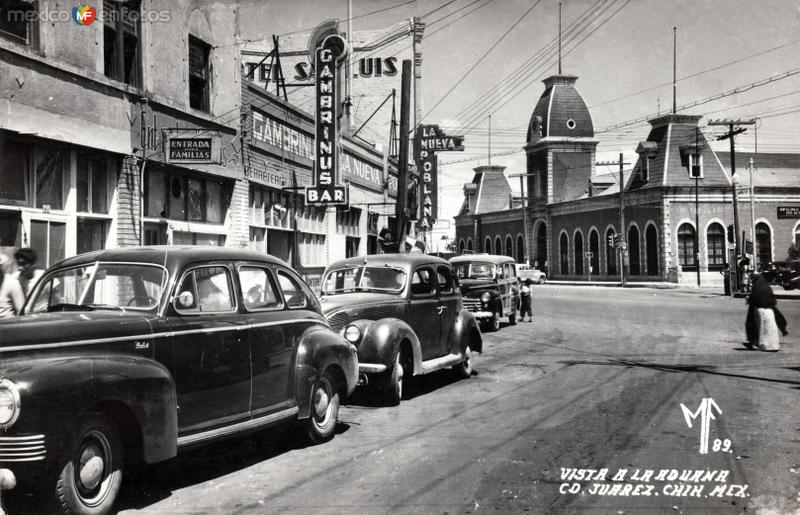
0,0,799,513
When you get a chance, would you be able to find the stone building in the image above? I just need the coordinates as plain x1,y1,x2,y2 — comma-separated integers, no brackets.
455,73,800,285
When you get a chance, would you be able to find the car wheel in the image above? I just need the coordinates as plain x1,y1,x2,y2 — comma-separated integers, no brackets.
385,352,404,406
489,311,501,332
508,312,517,325
538,277,546,284
56,414,123,515
452,345,473,379
305,370,340,444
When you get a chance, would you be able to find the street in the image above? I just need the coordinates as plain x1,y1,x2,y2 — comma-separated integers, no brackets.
23,285,798,514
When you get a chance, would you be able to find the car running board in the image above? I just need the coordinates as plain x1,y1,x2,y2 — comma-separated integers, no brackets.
420,352,465,374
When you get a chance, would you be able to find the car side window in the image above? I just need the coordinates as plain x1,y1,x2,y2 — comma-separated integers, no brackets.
411,267,435,297
176,266,235,313
506,263,516,279
496,264,505,279
239,266,282,311
436,266,455,295
276,270,308,308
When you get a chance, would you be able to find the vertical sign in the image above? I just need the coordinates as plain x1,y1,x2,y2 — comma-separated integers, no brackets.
414,125,464,231
306,35,349,205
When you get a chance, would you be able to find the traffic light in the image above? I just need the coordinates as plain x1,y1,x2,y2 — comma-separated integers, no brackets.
727,224,734,244
608,233,618,247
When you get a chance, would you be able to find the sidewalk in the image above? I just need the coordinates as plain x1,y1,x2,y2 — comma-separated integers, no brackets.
545,279,800,300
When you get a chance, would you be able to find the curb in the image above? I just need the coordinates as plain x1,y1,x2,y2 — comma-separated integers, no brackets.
543,281,800,299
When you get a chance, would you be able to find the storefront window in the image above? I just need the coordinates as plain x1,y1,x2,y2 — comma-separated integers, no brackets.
336,207,361,236
187,178,203,221
146,170,167,217
299,233,325,267
77,219,108,254
145,166,228,224
169,176,186,220
31,219,66,268
206,180,223,223
77,154,109,214
0,143,28,206
35,150,65,210
0,211,22,247
173,232,225,246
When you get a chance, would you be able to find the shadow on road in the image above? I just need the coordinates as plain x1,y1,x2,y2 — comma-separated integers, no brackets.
346,368,474,407
558,358,800,386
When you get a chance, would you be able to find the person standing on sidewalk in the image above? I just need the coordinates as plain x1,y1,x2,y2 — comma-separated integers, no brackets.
745,274,788,350
519,278,533,322
0,254,25,319
13,247,44,299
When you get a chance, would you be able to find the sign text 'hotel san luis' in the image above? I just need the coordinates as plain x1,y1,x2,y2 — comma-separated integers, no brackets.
306,34,348,205
414,125,464,230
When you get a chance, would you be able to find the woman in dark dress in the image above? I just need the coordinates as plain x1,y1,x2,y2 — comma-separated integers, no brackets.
745,274,788,349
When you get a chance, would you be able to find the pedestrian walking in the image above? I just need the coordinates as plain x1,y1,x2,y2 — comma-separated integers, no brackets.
0,254,25,319
13,247,44,299
745,274,788,351
519,278,533,322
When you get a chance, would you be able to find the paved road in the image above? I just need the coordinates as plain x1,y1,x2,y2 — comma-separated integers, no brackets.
16,285,798,514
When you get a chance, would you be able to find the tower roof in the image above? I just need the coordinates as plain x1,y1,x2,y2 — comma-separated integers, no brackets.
527,74,594,142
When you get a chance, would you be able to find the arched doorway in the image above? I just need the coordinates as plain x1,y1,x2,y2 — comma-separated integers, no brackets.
574,232,584,276
606,228,617,276
467,238,473,252
646,225,658,276
516,235,524,263
459,239,465,254
756,222,772,264
494,236,502,255
628,226,640,275
536,224,547,271
505,236,513,258
559,233,569,276
484,237,491,253
589,230,599,275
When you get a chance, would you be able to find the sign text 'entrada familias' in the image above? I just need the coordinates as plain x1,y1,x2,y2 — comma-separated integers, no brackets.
306,34,348,205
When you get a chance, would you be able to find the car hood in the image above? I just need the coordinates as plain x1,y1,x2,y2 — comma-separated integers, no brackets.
0,311,157,350
459,279,499,296
318,292,404,315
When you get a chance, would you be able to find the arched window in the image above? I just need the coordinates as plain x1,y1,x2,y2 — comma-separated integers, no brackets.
536,224,547,271
628,226,641,275
459,239,465,254
484,237,491,253
516,235,525,263
606,228,617,276
467,238,473,252
495,236,502,255
560,233,569,275
677,223,696,268
505,236,513,258
574,232,584,276
646,225,659,276
589,230,599,275
756,222,772,264
707,223,725,269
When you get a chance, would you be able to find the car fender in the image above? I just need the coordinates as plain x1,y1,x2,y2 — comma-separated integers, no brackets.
295,324,359,419
2,354,177,465
455,309,483,354
348,317,422,373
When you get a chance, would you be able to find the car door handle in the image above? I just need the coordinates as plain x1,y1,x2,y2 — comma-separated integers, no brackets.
436,306,446,315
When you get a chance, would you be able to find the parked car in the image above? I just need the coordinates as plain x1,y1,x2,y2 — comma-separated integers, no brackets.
757,260,787,284
779,260,800,290
515,263,547,284
450,254,519,331
319,254,482,406
0,246,358,514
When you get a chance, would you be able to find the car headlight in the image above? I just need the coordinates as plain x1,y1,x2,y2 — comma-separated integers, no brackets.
480,292,491,303
0,379,21,428
343,324,362,344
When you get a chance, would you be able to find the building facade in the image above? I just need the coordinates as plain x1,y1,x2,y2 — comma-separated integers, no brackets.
455,73,800,285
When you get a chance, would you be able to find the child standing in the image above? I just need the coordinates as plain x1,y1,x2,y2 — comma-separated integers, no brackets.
519,278,533,322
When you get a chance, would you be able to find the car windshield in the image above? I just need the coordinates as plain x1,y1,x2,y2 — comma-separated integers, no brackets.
321,266,407,294
27,262,167,313
454,262,495,279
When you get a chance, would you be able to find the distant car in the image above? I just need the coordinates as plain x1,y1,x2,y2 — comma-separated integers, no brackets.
757,260,787,284
319,254,482,406
515,263,547,284
0,246,358,514
450,254,519,331
779,260,800,290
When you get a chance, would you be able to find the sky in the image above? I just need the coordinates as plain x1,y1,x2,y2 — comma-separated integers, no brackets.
238,0,800,240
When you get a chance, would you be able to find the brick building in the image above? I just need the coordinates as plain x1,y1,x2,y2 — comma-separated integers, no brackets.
455,73,800,285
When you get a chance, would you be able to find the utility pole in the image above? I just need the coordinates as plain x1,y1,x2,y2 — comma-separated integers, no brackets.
708,118,755,292
597,154,630,286
395,60,413,251
508,172,535,265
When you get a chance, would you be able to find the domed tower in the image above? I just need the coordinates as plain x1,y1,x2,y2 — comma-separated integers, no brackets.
525,74,598,206
524,73,598,270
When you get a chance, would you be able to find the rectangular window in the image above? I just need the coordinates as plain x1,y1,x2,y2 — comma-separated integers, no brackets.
0,211,22,247
145,170,167,218
688,154,703,179
299,233,325,267
206,180,222,223
103,1,141,86
189,35,211,112
144,222,167,245
35,150,65,210
145,168,228,223
336,207,361,236
187,178,203,221
77,218,108,254
77,154,109,214
31,219,66,268
0,0,37,46
173,232,225,246
0,142,29,206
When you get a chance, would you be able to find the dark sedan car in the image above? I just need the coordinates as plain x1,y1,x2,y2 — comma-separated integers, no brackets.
319,254,482,405
0,246,358,515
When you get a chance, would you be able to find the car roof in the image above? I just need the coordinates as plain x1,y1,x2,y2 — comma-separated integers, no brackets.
53,246,288,271
326,253,451,271
450,254,516,264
